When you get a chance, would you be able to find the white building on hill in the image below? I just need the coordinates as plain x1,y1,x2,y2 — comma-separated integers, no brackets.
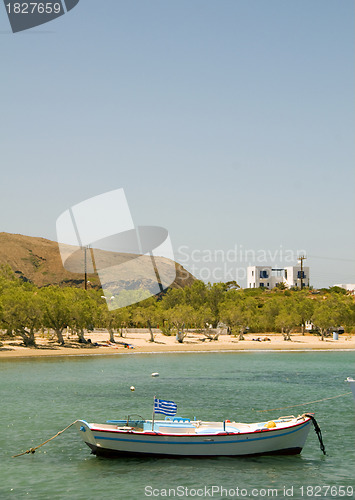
247,265,310,289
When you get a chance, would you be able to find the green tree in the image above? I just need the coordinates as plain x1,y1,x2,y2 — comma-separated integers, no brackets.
39,287,72,345
312,301,335,340
312,295,354,340
206,282,226,326
220,293,257,340
183,280,208,309
274,302,302,340
274,282,287,290
294,293,314,335
131,297,159,342
166,304,195,343
67,288,97,343
258,295,282,332
0,287,42,347
160,287,185,309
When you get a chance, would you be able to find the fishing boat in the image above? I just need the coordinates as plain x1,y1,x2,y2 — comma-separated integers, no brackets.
12,398,325,459
346,377,355,401
74,413,318,458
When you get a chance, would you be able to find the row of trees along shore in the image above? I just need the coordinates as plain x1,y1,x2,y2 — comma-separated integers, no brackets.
0,266,354,347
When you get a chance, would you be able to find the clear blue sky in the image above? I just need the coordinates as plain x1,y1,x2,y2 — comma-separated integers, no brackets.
0,0,354,287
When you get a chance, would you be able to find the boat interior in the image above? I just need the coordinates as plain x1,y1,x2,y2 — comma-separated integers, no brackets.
93,415,303,434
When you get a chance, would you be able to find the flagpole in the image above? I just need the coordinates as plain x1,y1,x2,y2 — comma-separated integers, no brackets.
152,395,156,432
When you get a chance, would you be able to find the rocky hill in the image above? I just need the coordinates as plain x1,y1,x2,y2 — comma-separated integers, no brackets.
0,232,195,292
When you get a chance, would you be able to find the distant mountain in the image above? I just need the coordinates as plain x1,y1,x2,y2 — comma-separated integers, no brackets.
0,232,196,292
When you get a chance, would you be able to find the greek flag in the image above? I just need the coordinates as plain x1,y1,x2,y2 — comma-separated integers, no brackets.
154,398,177,416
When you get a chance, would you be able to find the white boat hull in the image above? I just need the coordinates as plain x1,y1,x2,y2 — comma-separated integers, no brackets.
75,416,312,457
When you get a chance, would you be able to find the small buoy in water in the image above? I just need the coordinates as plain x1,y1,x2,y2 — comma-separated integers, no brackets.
130,386,135,391
151,372,159,377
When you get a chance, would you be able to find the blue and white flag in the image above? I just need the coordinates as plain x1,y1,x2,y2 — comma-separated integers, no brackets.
154,398,177,416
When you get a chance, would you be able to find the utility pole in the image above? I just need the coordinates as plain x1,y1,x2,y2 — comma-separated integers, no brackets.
298,255,306,289
84,246,88,290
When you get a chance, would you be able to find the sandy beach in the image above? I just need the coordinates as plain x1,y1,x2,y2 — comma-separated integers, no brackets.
1,329,354,358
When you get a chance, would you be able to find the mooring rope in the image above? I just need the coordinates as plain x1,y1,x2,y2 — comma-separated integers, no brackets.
255,392,352,412
306,413,326,455
12,421,77,458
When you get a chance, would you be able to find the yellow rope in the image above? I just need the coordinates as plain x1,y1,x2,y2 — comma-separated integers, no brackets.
12,421,77,458
255,392,352,413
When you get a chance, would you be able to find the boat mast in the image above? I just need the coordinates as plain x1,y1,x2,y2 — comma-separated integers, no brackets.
152,395,156,431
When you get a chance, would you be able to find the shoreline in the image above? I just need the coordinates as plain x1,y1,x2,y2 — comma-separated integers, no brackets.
1,330,354,359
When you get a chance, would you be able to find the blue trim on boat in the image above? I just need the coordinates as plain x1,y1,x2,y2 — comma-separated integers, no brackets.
92,421,310,445
106,420,127,424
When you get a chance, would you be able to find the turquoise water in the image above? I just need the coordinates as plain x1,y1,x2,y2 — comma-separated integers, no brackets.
1,352,354,500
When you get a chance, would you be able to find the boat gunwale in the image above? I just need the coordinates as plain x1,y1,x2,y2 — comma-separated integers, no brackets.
87,416,311,438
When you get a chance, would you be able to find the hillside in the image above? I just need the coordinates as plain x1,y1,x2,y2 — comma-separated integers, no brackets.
0,232,196,292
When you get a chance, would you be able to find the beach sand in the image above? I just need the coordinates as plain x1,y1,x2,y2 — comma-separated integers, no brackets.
1,329,354,358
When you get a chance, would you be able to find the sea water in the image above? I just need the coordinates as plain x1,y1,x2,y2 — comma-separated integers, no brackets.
0,352,354,500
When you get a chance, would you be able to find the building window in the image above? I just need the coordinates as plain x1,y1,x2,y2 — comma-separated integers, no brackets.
285,270,288,279
260,270,268,279
252,270,254,276
297,271,305,279
260,283,264,287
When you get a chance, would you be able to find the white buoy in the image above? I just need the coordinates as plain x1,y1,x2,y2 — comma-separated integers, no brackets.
130,386,135,391
151,373,159,377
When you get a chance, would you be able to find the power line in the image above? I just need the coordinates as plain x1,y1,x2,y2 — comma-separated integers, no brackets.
308,255,355,262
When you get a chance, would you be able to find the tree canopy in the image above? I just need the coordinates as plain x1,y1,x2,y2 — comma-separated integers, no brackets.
0,265,354,346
